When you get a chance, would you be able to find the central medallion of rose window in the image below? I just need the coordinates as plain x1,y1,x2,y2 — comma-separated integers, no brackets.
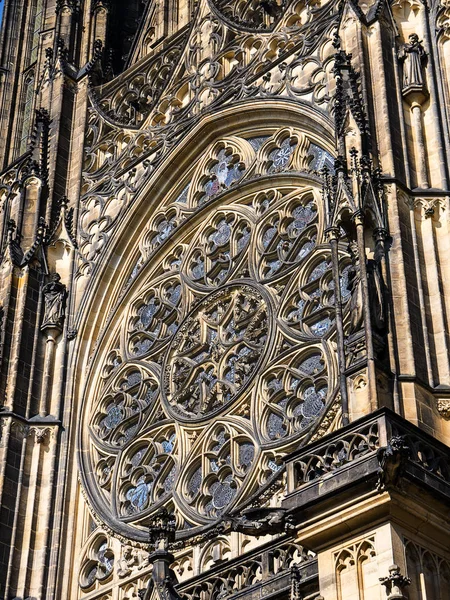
162,283,270,419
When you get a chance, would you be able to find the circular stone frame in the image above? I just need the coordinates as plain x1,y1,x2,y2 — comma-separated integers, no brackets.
161,280,274,423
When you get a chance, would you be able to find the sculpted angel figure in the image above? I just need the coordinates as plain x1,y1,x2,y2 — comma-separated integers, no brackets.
398,33,426,90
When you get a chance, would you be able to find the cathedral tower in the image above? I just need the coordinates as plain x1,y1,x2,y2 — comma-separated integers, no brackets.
0,0,449,598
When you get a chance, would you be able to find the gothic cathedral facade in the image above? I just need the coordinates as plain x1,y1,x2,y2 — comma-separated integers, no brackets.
0,0,449,598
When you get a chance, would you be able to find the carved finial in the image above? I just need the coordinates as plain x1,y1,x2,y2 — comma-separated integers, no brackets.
45,47,54,65
349,146,359,174
334,154,347,176
93,39,103,54
148,508,176,551
380,564,410,599
35,107,50,124
138,509,181,600
57,37,68,62
332,29,341,49
37,216,46,238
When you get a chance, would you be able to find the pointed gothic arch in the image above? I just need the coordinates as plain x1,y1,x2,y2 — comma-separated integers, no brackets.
73,104,350,545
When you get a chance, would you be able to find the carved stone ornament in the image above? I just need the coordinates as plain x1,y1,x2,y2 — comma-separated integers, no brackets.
230,507,295,536
376,435,410,492
379,564,411,599
148,508,176,551
116,545,149,577
437,399,450,419
41,273,66,332
162,283,270,420
398,34,428,102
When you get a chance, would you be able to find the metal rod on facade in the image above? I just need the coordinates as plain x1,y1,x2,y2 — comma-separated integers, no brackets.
328,227,350,426
355,214,377,411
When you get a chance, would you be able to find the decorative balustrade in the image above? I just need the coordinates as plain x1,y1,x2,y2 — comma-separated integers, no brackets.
179,538,317,600
283,408,450,505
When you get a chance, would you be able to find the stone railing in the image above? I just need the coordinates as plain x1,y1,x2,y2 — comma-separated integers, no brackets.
179,538,317,600
283,408,450,505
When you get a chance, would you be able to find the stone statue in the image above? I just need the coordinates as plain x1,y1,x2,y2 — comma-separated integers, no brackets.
117,545,149,578
377,436,410,492
117,546,136,578
346,242,364,335
41,273,66,332
259,0,281,18
398,34,426,90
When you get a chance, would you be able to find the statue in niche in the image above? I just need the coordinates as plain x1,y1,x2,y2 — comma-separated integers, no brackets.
398,34,427,91
346,242,364,335
41,273,66,332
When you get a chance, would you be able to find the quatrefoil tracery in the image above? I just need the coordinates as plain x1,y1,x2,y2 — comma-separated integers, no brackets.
79,535,114,591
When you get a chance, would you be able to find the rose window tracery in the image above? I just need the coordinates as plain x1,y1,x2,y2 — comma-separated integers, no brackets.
127,276,183,358
162,283,270,420
197,147,246,205
91,367,159,449
256,194,317,280
186,212,252,286
181,422,258,521
79,131,346,543
117,426,178,518
259,350,328,441
268,137,298,172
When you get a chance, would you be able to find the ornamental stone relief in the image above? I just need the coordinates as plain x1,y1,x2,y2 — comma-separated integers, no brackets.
78,0,339,274
79,126,352,543
162,283,270,420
